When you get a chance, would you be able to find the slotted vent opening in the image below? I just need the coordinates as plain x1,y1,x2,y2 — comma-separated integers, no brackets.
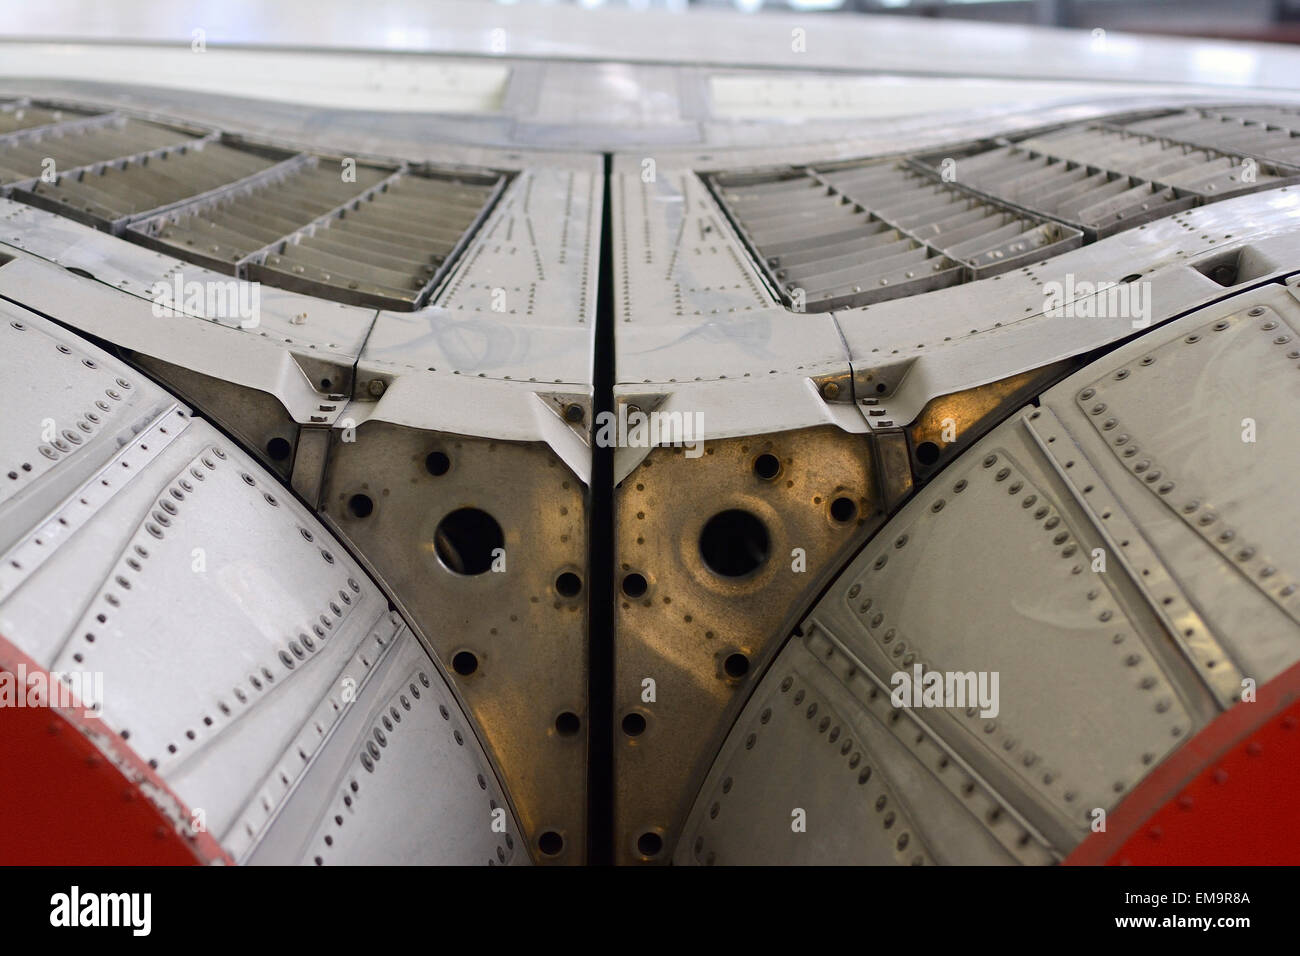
1121,107,1300,168
707,158,1081,313
0,112,205,188
0,97,508,312
706,104,1300,314
0,97,101,139
247,165,506,310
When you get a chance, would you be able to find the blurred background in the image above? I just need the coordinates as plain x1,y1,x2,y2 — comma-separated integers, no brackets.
479,0,1300,43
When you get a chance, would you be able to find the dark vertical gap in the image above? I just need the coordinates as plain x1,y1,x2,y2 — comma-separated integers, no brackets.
587,152,616,866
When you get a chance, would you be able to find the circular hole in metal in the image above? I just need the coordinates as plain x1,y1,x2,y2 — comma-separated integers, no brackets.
622,712,647,737
724,652,750,679
425,451,451,476
266,437,292,461
830,497,858,523
555,571,582,597
753,453,780,481
699,509,770,578
434,508,503,575
916,441,941,467
452,651,479,676
621,572,648,598
347,494,374,519
555,712,581,737
637,832,664,857
538,831,564,856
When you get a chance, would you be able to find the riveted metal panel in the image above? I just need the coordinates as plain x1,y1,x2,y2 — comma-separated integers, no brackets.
42,429,371,772
1038,283,1300,684
675,630,1057,866
681,283,1300,864
613,425,887,863
834,189,1300,435
0,305,523,864
1020,405,1243,707
318,419,589,864
355,159,599,454
610,156,856,445
809,426,1219,848
0,206,375,369
244,626,526,866
707,159,1079,313
0,303,175,524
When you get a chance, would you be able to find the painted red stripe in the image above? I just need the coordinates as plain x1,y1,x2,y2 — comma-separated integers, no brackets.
0,633,231,865
1066,659,1300,866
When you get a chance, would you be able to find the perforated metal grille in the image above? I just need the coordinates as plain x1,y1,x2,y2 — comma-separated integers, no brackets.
1123,107,1300,167
0,98,99,137
17,137,295,229
709,109,1300,313
0,115,203,186
127,157,399,272
250,168,505,310
709,160,1080,312
0,98,507,311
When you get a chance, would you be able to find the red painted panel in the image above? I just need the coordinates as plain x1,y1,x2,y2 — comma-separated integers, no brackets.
1066,660,1300,866
0,634,230,865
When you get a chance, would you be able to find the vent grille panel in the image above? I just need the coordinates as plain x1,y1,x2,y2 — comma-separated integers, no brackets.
0,100,100,137
0,98,507,312
0,117,202,186
250,169,506,310
1018,126,1294,196
15,137,294,229
926,143,1195,237
128,158,398,272
709,160,1080,312
710,110,1300,313
1123,108,1300,167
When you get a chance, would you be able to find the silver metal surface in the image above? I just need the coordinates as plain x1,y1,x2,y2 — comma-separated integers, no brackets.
674,631,1057,866
0,301,526,864
8,0,1300,92
315,418,590,863
836,188,1300,434
676,283,1300,864
241,625,525,866
709,158,1082,312
355,153,600,474
3,30,1300,867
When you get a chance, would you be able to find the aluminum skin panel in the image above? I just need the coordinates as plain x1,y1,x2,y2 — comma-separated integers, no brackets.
0,302,525,864
677,285,1300,865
